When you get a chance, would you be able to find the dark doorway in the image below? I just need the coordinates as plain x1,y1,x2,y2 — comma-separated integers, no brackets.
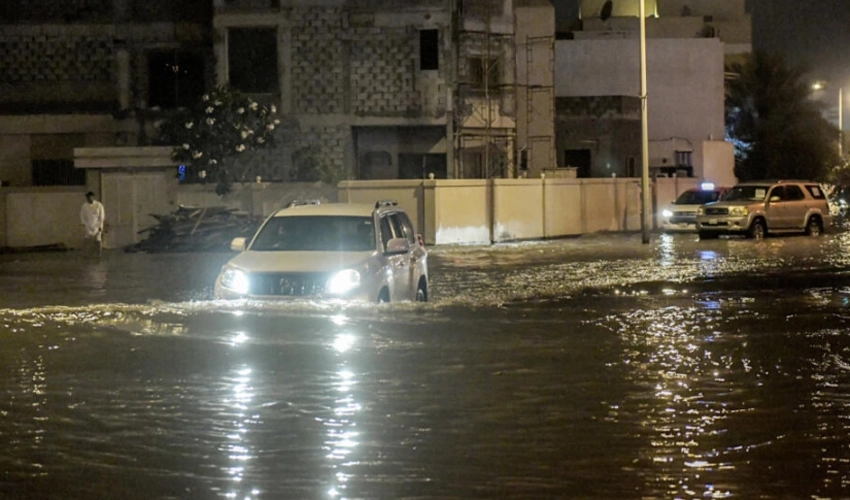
564,149,591,178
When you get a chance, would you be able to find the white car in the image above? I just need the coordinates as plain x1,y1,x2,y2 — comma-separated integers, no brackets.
214,200,429,302
660,183,729,232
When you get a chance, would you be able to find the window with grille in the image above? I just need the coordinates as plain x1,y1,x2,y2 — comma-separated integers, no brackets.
32,159,85,186
675,150,693,167
419,29,439,70
468,57,501,90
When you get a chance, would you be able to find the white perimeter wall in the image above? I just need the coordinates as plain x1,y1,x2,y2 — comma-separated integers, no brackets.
2,178,702,249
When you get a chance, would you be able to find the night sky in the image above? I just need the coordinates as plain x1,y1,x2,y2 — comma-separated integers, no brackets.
751,0,850,85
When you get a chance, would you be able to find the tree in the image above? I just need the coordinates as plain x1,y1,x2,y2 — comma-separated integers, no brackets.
157,86,280,195
725,51,839,182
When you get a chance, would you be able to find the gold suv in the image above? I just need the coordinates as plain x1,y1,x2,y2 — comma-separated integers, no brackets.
695,180,832,239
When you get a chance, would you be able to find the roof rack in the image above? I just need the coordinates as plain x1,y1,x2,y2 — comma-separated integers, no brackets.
375,199,398,209
287,199,322,208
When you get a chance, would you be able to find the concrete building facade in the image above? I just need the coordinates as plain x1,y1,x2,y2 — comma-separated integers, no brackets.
0,0,559,189
0,0,212,186
553,0,749,187
210,0,556,182
0,0,561,248
555,37,733,185
577,0,751,63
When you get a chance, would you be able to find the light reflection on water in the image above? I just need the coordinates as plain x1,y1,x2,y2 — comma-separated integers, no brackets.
3,233,850,497
221,365,259,499
324,325,361,500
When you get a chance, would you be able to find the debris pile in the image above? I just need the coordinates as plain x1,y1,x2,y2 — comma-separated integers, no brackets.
125,205,263,253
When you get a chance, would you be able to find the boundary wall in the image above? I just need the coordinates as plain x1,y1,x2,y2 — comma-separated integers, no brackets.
339,177,700,245
1,177,700,249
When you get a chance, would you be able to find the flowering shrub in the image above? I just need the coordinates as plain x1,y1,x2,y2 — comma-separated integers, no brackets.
157,86,280,195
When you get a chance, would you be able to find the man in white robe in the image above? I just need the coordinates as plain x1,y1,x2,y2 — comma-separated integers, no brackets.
80,191,105,256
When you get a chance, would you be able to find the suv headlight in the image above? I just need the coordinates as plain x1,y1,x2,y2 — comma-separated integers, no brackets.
220,268,250,294
697,207,705,216
728,206,749,217
327,269,361,295
662,209,673,218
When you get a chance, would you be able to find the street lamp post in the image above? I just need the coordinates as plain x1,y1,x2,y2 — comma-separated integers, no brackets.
639,0,651,244
838,87,844,160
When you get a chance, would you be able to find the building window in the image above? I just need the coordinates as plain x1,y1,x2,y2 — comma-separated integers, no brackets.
228,27,278,94
565,149,591,178
32,160,85,186
469,57,501,89
399,153,447,179
675,150,693,167
419,29,439,70
148,51,205,109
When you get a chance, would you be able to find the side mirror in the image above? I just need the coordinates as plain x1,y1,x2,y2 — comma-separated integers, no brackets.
385,237,410,254
230,237,247,252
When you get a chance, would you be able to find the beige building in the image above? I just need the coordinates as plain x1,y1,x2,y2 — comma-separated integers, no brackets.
0,0,557,190
552,0,749,187
577,0,751,63
210,0,556,182
0,0,211,189
0,0,561,248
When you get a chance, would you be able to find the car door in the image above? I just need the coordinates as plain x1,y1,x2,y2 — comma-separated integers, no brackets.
395,211,422,296
766,185,788,229
782,184,807,229
379,212,411,300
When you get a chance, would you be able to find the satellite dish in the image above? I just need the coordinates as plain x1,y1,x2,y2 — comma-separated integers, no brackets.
600,0,613,21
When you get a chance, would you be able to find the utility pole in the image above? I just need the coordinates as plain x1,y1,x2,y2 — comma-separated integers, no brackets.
639,0,651,244
838,87,844,159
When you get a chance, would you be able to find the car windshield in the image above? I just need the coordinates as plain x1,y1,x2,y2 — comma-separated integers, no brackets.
674,190,723,205
250,215,375,252
723,185,768,202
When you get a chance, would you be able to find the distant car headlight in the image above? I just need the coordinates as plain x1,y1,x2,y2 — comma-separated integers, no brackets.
327,269,361,295
662,209,673,218
220,268,250,294
728,206,749,217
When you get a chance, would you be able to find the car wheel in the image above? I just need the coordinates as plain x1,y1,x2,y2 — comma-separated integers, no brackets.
415,279,428,302
698,231,718,240
806,216,823,236
377,288,390,303
748,219,766,239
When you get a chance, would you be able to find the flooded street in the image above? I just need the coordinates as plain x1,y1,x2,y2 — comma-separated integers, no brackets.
4,232,850,499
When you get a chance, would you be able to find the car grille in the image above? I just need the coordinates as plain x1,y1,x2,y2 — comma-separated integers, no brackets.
670,211,697,224
669,217,695,224
703,207,729,216
249,272,328,296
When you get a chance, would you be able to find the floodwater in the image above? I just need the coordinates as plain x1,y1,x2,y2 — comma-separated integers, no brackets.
3,232,850,499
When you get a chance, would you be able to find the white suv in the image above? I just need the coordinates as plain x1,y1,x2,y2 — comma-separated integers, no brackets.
214,200,428,302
